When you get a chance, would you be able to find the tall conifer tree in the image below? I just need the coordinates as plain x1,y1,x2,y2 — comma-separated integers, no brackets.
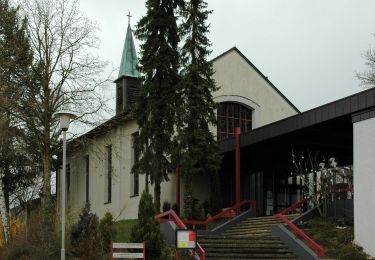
0,0,33,242
178,0,222,217
133,0,183,212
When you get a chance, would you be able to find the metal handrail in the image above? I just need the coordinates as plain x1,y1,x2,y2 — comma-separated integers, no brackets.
182,199,257,230
274,198,325,258
155,210,205,260
278,198,308,216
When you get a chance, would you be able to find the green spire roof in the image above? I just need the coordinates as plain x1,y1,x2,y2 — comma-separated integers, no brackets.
118,24,141,79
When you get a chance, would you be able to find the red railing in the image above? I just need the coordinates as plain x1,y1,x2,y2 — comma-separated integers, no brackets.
335,187,353,193
182,199,257,230
278,197,308,216
274,198,325,258
155,210,206,260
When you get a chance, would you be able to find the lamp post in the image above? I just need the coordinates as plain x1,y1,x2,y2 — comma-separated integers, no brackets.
55,111,76,260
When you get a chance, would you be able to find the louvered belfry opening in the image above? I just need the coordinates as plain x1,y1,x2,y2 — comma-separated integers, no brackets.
217,102,252,140
115,77,140,115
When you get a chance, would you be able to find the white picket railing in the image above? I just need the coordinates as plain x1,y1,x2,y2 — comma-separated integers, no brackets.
110,241,146,260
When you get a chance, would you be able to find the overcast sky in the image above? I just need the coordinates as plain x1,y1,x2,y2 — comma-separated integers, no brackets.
78,0,375,112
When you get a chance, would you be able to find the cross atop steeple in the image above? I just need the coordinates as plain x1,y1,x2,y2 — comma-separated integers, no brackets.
127,12,132,26
117,11,140,79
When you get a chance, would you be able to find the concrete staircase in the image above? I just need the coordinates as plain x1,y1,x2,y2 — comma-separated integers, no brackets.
199,215,297,259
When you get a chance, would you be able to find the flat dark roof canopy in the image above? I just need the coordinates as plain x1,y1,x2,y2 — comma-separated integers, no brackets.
219,87,375,174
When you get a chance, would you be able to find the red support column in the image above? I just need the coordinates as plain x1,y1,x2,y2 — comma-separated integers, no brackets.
143,241,146,260
176,165,181,213
235,127,241,215
109,240,113,260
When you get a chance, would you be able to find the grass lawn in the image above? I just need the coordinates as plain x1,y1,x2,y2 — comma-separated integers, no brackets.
302,217,374,260
113,219,138,242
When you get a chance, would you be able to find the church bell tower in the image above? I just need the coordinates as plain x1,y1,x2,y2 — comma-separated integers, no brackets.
115,13,142,115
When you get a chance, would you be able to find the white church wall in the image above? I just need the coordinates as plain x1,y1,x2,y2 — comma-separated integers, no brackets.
66,120,151,220
353,116,375,257
212,49,298,129
65,48,300,221
160,173,177,208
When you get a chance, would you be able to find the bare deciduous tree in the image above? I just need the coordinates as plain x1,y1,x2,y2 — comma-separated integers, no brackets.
11,0,110,209
291,150,353,217
357,36,375,88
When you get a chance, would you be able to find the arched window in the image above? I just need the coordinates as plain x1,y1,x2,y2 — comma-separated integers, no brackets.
217,102,252,140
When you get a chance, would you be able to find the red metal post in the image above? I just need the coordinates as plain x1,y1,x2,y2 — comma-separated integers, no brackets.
176,165,180,212
109,240,113,260
176,250,179,260
143,241,146,260
235,127,241,215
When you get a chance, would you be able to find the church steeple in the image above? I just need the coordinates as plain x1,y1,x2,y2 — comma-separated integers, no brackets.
115,13,142,115
117,13,141,79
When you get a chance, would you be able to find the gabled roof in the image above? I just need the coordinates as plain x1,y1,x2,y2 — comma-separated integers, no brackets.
117,24,141,79
211,47,300,113
74,47,301,143
68,111,132,148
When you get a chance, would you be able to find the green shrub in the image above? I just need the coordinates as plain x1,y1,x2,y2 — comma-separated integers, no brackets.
5,242,42,260
2,204,61,260
70,203,103,259
172,203,180,215
183,193,201,219
130,191,165,260
99,212,117,253
162,201,171,212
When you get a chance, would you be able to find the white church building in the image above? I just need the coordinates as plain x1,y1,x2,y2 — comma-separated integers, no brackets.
61,22,375,257
62,23,298,220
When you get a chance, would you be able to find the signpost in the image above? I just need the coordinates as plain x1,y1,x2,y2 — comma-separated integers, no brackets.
175,229,197,259
176,229,196,249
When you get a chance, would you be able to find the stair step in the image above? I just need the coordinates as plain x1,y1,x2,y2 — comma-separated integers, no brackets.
206,257,297,260
226,227,272,232
199,236,281,242
197,215,298,259
201,247,292,253
199,240,286,246
199,243,289,249
206,252,297,259
239,220,279,226
225,230,271,236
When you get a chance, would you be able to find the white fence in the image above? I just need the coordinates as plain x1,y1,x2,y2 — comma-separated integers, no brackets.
110,241,146,260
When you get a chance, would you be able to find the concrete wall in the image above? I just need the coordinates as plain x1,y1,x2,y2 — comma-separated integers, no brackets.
353,116,375,257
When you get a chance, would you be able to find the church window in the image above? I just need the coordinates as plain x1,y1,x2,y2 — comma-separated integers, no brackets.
131,132,139,197
105,145,112,203
217,102,252,140
85,156,90,204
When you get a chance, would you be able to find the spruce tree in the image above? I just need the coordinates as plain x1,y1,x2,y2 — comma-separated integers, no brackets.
0,0,33,242
133,0,183,212
130,191,165,259
178,0,222,218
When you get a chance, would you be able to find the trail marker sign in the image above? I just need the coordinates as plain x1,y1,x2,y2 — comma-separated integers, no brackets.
176,229,196,249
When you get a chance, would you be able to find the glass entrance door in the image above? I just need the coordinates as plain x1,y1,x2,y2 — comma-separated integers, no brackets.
266,173,303,215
